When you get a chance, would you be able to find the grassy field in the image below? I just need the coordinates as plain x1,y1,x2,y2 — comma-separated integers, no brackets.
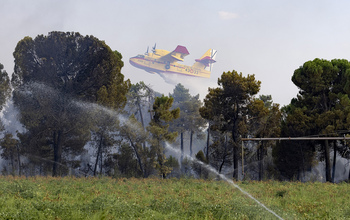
0,176,349,219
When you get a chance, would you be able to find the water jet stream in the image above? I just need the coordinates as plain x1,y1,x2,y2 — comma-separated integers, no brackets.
14,83,283,219
75,99,284,219
165,143,284,220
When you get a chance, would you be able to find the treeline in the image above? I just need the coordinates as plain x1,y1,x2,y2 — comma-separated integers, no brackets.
0,31,349,182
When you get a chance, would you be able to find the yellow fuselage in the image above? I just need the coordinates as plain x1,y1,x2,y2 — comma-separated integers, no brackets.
129,50,211,78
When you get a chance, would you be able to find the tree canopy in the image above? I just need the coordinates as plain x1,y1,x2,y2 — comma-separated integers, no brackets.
3,31,350,182
200,70,261,179
11,31,130,176
170,83,206,162
0,63,11,112
147,95,180,178
276,58,350,181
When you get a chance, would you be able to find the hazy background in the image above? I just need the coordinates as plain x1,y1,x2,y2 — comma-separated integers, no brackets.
1,0,350,106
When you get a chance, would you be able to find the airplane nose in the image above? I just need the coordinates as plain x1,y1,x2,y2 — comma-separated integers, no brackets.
129,58,136,66
129,57,141,68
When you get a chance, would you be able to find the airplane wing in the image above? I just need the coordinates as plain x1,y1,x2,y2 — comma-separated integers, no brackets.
159,45,190,63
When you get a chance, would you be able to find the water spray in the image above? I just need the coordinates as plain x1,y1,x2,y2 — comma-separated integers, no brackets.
165,143,284,220
13,82,284,219
75,99,284,219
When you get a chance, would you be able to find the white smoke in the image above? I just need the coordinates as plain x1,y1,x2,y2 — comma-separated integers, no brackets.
0,98,26,138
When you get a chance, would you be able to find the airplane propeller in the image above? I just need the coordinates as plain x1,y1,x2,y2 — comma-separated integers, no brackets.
152,43,156,53
210,49,217,72
211,50,217,59
144,46,149,55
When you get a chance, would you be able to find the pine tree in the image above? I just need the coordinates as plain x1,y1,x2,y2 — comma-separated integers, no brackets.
147,95,179,178
12,32,130,176
200,70,261,180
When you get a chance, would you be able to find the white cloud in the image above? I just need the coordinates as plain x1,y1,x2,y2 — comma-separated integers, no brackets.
218,11,239,20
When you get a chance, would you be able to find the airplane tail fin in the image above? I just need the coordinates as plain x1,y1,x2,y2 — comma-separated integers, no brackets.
192,49,217,72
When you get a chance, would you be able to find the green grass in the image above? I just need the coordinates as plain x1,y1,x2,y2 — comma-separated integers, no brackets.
0,176,349,219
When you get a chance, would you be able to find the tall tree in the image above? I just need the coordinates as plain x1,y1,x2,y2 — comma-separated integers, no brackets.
248,96,281,180
185,94,206,157
200,70,261,180
273,104,316,180
0,133,20,175
170,84,190,164
147,95,179,178
281,58,350,182
0,63,11,112
119,115,149,177
126,82,154,129
170,84,205,167
89,111,118,176
0,63,11,132
207,130,233,174
12,31,130,176
14,83,90,176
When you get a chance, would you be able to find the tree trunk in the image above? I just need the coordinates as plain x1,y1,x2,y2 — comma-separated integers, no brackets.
324,140,331,182
99,149,103,174
137,98,147,150
233,144,238,180
232,125,239,180
219,134,227,174
206,125,210,162
149,96,153,120
158,153,166,179
180,132,184,164
128,137,145,177
190,131,193,157
332,145,337,183
10,153,14,176
137,98,145,129
94,135,103,176
258,143,264,181
16,144,21,176
299,143,305,181
53,130,62,177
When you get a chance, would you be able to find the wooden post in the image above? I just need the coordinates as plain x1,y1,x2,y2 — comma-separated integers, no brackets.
241,141,244,180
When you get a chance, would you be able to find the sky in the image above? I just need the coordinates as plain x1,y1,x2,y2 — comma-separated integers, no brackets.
1,0,350,106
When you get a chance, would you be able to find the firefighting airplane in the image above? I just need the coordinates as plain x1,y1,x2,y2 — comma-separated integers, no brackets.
129,44,217,80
